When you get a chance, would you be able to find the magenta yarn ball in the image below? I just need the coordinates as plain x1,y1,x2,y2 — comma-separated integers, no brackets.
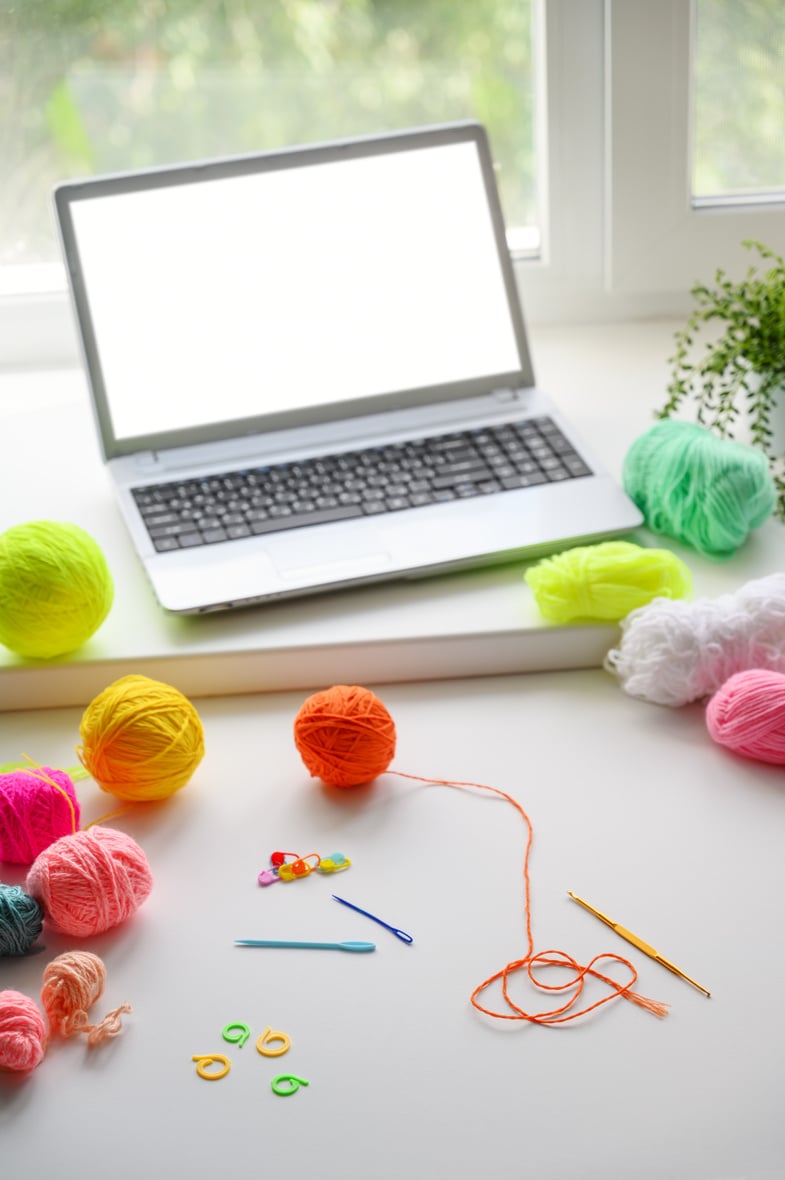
26,826,153,938
706,669,785,766
0,990,47,1072
0,767,80,864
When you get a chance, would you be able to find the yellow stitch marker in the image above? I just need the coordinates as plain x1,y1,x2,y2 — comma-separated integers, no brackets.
256,1026,291,1057
192,1053,232,1080
567,891,711,998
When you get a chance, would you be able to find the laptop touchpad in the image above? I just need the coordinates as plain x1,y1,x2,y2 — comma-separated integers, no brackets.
269,527,393,580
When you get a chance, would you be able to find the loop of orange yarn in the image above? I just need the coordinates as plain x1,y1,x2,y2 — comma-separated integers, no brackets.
392,771,668,1024
77,674,205,802
41,950,132,1046
293,685,396,787
294,685,667,1023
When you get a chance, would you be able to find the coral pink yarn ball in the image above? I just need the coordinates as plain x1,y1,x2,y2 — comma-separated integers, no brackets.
0,767,80,864
0,990,47,1072
706,669,785,766
25,826,153,938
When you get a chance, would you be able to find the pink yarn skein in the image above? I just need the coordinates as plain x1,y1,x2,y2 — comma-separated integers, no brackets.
706,669,785,766
0,990,47,1072
26,826,153,938
0,766,80,864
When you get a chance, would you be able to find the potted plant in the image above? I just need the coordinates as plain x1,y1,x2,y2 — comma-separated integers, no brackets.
659,238,785,520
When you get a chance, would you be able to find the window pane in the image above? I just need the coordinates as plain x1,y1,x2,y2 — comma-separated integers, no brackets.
692,0,785,201
1,1,538,271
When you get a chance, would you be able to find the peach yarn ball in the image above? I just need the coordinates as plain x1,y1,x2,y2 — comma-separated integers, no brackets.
78,673,205,802
293,684,396,787
26,826,153,938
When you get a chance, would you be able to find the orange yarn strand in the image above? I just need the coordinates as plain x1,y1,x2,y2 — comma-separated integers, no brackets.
392,771,669,1024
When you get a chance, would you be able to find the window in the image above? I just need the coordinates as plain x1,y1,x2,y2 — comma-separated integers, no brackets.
606,0,785,297
693,0,785,202
5,0,785,368
1,0,539,275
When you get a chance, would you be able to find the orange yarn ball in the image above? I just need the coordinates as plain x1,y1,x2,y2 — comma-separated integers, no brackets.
293,684,396,788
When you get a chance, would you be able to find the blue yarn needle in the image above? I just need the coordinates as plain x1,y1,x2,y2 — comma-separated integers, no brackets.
331,894,413,943
235,939,376,953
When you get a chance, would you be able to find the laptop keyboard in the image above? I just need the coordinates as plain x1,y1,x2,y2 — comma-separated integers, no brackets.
132,415,593,553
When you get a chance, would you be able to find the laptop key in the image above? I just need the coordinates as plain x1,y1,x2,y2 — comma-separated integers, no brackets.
250,504,364,533
149,521,199,538
501,472,547,489
145,512,182,527
431,467,492,490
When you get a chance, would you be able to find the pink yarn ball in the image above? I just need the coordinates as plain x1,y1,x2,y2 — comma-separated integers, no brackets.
706,669,785,766
0,990,47,1072
0,767,80,864
25,826,153,938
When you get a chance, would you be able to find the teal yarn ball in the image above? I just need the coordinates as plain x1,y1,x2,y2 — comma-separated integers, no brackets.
0,882,44,956
623,420,776,557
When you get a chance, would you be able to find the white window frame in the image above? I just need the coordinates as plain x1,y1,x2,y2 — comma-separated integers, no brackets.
604,0,785,297
3,0,785,370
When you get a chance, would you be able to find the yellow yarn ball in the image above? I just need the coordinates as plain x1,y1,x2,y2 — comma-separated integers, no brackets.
77,674,205,802
524,540,692,623
0,521,114,659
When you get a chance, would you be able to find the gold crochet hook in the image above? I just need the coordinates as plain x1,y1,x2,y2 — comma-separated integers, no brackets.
567,891,711,997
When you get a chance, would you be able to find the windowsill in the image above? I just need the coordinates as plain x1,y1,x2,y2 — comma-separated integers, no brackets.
0,317,779,710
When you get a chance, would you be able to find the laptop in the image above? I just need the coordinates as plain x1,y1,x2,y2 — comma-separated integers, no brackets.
54,121,642,614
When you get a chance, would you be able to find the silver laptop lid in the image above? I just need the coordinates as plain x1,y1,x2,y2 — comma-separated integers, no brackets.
54,121,535,462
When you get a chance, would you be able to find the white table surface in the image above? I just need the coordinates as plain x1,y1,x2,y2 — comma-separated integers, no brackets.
2,671,785,1180
0,320,781,709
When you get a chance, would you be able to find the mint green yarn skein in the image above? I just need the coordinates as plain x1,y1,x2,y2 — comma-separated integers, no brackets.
623,420,776,557
0,521,114,659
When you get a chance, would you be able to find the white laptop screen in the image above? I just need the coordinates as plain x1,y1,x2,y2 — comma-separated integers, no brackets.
64,135,525,448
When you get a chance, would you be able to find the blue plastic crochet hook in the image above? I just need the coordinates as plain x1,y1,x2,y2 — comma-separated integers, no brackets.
331,895,413,943
235,939,376,953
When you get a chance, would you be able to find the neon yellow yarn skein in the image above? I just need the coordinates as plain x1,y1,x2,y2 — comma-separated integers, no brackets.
77,674,205,802
0,521,114,659
524,540,692,623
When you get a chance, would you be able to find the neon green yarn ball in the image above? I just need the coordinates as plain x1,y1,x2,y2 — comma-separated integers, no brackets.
525,540,692,623
0,521,114,659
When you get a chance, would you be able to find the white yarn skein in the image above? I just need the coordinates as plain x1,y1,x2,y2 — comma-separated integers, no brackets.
604,572,785,706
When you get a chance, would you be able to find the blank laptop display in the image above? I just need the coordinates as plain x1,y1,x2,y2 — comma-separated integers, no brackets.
54,121,642,613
